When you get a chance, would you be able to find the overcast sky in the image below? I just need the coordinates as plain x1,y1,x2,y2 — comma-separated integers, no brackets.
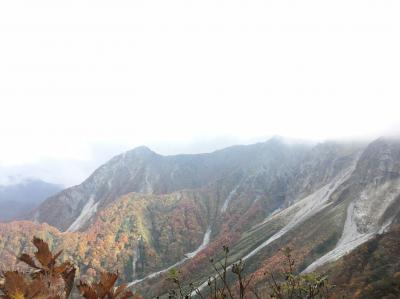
1,0,400,186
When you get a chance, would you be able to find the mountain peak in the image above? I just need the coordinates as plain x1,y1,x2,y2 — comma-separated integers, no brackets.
134,145,153,152
125,145,157,157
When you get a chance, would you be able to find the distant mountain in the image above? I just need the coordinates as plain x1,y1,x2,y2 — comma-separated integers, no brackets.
0,179,62,221
1,137,399,298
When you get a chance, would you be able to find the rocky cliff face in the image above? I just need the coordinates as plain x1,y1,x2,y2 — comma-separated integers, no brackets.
303,138,400,272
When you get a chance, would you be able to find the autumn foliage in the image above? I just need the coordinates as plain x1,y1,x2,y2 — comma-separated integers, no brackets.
0,237,75,299
0,237,135,299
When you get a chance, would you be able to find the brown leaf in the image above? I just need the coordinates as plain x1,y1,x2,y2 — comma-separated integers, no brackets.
53,262,71,276
77,281,98,299
18,254,39,269
100,272,118,292
33,237,53,268
51,250,63,267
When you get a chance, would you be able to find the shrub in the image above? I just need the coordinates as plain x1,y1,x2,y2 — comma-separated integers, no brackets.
167,246,331,299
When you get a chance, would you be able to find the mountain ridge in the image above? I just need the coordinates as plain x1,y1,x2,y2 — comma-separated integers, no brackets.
1,136,398,298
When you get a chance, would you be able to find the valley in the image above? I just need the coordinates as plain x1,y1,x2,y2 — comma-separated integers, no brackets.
0,136,399,298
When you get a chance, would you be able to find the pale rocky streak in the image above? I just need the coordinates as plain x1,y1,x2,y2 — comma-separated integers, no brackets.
66,196,99,232
33,211,39,224
132,243,139,279
221,182,242,213
128,226,212,288
303,178,400,273
143,167,153,193
250,160,357,259
185,227,212,258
